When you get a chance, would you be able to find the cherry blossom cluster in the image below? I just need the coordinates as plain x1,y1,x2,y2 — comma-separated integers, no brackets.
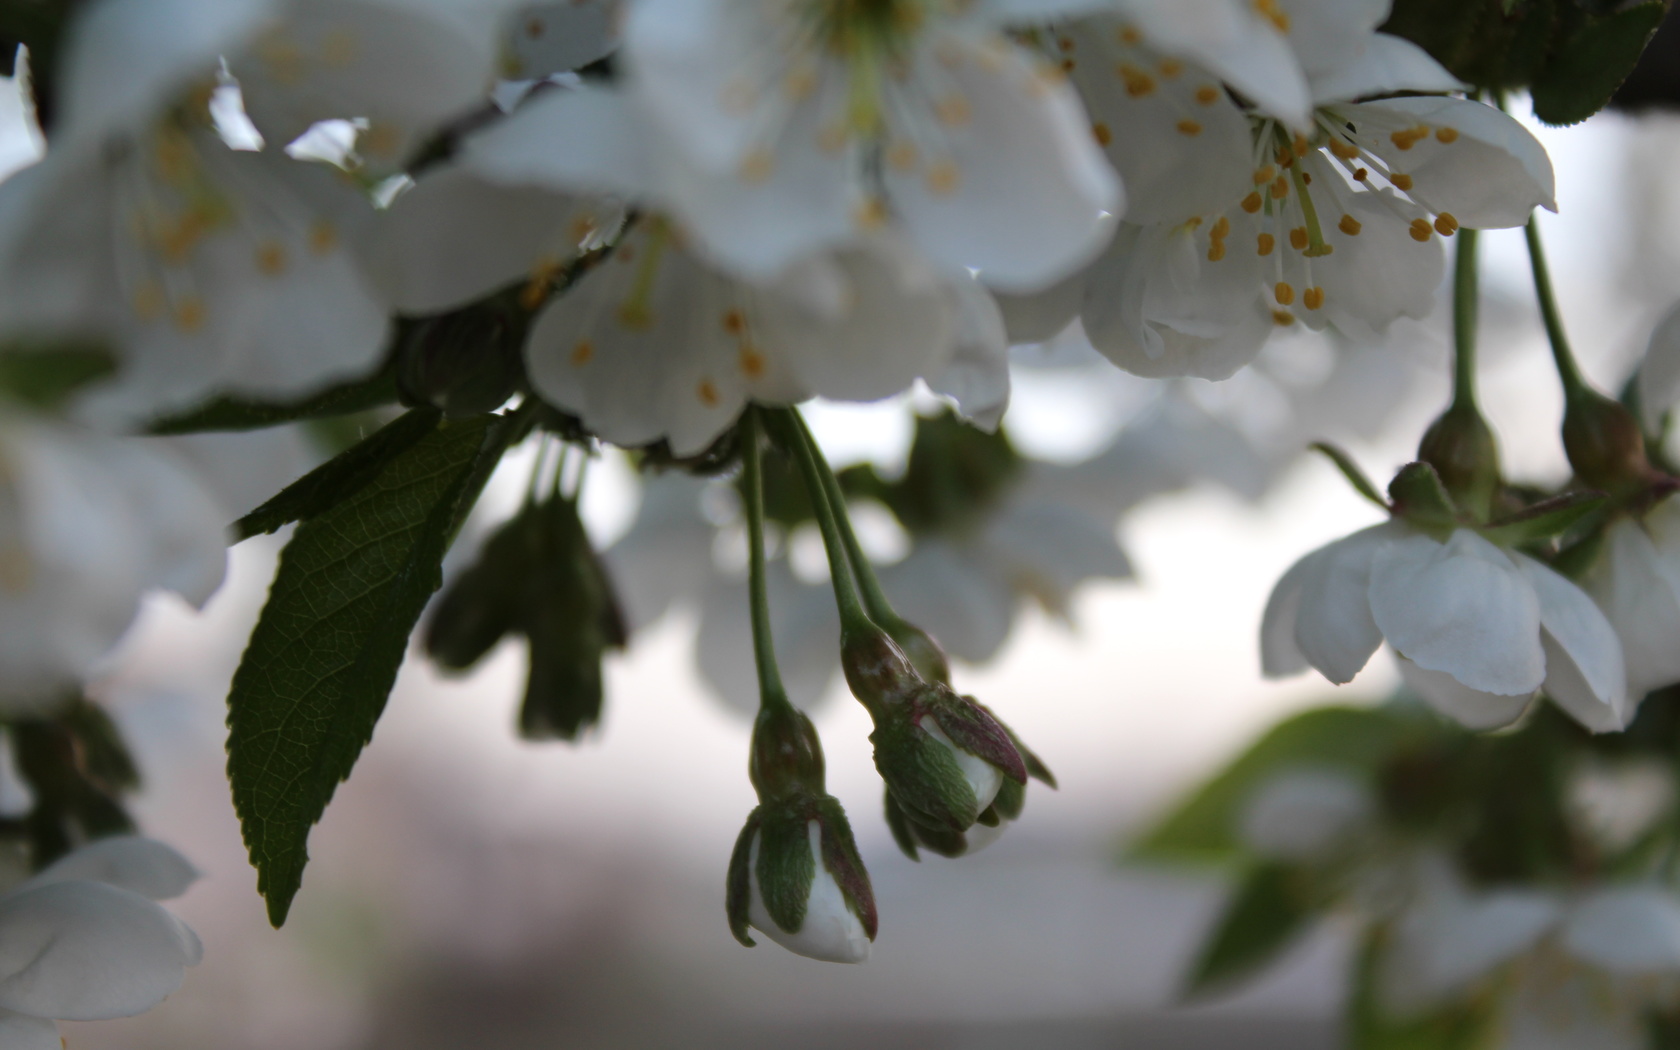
0,0,1665,1041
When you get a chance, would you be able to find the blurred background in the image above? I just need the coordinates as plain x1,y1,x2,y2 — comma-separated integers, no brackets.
11,51,1680,1050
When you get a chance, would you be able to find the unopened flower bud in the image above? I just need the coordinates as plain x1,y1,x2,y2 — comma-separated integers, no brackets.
1564,390,1653,495
726,797,877,963
884,707,1054,860
397,302,527,417
748,703,825,802
870,687,1026,834
1417,402,1501,520
881,616,952,686
839,627,921,713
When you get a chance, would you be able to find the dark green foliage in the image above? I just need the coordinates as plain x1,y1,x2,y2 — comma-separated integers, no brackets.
235,409,443,540
424,492,626,742
1381,0,1664,125
8,697,140,869
0,343,115,409
226,412,513,926
1130,706,1418,867
1184,863,1315,997
148,361,401,436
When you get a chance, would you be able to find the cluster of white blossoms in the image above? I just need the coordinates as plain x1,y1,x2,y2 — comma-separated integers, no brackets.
0,0,1671,1036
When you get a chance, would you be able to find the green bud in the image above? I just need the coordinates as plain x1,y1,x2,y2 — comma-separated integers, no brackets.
725,795,877,962
1417,401,1502,521
839,626,921,715
869,687,1027,834
1387,461,1460,534
880,616,952,687
749,703,826,802
1563,389,1654,495
396,303,527,417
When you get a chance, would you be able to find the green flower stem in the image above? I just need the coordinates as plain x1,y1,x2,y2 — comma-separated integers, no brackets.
1451,227,1480,411
741,408,792,712
789,410,898,627
1524,216,1589,403
771,408,873,634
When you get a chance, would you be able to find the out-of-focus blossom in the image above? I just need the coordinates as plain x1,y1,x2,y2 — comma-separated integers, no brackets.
0,836,203,1049
0,417,226,712
0,0,395,422
1579,500,1680,701
597,0,1123,288
1237,766,1374,861
500,0,620,80
1262,523,1628,733
231,0,513,176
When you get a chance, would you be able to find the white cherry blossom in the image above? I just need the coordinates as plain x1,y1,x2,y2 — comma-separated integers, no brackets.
1579,499,1680,701
1262,523,1629,733
520,216,1003,455
0,0,394,423
615,0,1121,289
0,417,227,713
231,0,514,176
0,837,203,1048
1379,867,1680,1050
1056,21,1551,379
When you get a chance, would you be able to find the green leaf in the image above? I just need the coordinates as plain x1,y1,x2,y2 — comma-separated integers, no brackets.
1184,863,1315,997
226,412,513,926
234,409,442,540
147,362,400,436
1479,489,1606,549
1348,927,1495,1050
1531,3,1666,125
1310,443,1389,510
0,344,116,409
1129,706,1415,866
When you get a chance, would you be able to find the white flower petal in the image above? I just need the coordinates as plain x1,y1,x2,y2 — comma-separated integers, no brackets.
375,165,613,314
0,881,198,1022
1397,655,1533,731
26,837,199,902
0,1010,63,1050
1353,96,1557,227
1563,887,1680,975
1082,219,1271,380
1260,548,1313,678
463,86,657,198
922,719,1005,813
1513,553,1629,732
746,822,869,964
759,238,958,403
926,275,1012,429
1383,858,1557,1007
1369,529,1545,696
58,0,274,144
993,266,1085,344
885,28,1121,291
1639,299,1680,431
1063,23,1253,223
1274,0,1390,79
235,0,500,174
502,0,619,80
1114,0,1311,126
1308,32,1466,102
1290,522,1399,684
